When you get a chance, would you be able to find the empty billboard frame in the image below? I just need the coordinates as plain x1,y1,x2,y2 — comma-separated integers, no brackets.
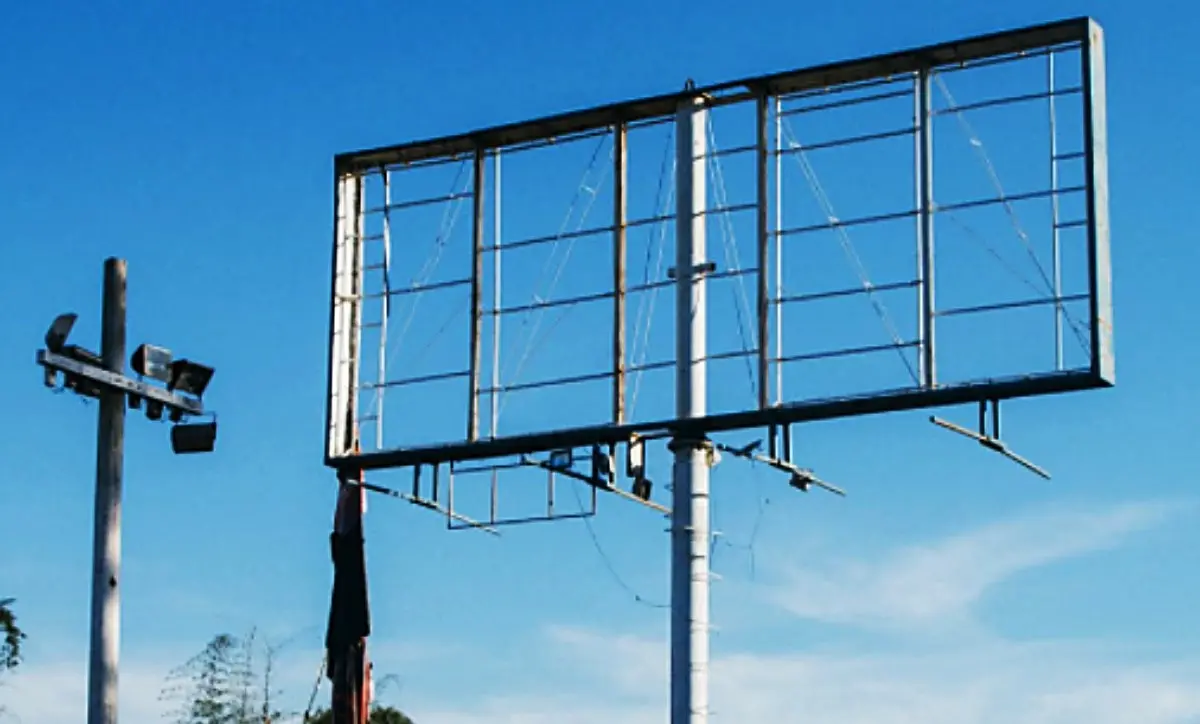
325,16,1112,472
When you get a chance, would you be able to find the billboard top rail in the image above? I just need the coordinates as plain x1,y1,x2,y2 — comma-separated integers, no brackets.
335,16,1093,173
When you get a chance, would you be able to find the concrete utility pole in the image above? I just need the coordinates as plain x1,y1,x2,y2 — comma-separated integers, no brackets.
89,257,126,724
35,257,217,724
670,93,711,724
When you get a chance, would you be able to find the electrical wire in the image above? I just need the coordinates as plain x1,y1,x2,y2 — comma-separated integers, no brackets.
568,479,668,609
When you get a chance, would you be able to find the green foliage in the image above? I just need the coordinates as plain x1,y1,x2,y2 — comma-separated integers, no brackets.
304,706,414,724
160,631,282,724
0,598,25,672
162,629,414,724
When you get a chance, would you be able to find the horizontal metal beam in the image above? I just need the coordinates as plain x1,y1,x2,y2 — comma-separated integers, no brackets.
328,369,1109,471
37,350,204,416
335,17,1094,171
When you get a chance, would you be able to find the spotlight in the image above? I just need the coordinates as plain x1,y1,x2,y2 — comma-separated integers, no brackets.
43,367,58,388
168,407,185,423
131,344,173,383
64,373,102,398
44,313,77,353
63,344,102,368
789,472,813,492
547,448,573,471
127,393,142,410
171,420,217,455
632,477,653,501
625,435,645,479
167,359,214,397
591,444,613,486
145,399,164,421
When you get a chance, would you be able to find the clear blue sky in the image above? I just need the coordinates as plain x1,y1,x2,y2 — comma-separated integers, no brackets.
2,1,1199,722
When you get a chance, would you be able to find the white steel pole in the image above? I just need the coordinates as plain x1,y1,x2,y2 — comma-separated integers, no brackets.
671,92,710,724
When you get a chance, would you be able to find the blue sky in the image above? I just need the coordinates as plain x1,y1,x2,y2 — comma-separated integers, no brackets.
2,1,1199,722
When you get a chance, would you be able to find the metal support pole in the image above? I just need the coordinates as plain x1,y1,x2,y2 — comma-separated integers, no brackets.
490,149,502,517
377,171,392,447
1082,21,1114,381
1048,52,1064,370
88,257,126,724
468,149,485,441
773,96,784,406
491,150,502,438
755,95,770,411
613,123,628,424
915,69,936,388
671,93,709,724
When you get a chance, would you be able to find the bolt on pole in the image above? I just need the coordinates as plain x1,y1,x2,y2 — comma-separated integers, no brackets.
89,257,126,724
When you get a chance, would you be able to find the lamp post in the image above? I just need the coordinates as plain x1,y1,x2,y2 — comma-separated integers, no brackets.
35,257,217,724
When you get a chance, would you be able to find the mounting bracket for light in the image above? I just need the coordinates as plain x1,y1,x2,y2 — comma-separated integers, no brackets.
930,399,1050,480
346,474,501,537
713,439,847,497
520,452,671,515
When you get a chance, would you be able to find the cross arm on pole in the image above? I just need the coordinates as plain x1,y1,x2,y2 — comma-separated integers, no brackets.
37,350,204,416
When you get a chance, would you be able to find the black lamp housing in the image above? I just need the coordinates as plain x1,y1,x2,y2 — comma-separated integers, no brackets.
171,420,217,455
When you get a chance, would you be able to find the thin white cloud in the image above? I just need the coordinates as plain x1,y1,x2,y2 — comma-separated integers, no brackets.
767,500,1182,631
404,627,1200,724
5,500,1192,724
2,658,172,724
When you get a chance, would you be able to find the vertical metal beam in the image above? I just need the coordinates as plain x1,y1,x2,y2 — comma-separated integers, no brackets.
916,69,936,388
490,149,503,519
349,178,365,451
468,148,485,441
613,123,628,424
1083,20,1114,382
88,257,126,724
1047,52,1064,371
327,174,364,459
377,171,393,448
755,95,770,411
671,93,710,724
773,96,784,407
491,150,503,438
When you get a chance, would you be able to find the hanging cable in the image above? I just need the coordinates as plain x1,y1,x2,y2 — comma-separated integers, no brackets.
781,118,920,384
628,131,677,418
706,118,761,403
391,161,473,357
497,137,613,419
934,74,1091,353
363,161,472,423
568,479,668,609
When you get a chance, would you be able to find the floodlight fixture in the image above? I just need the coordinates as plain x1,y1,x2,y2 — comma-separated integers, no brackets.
632,477,653,501
626,435,646,479
145,399,164,421
131,344,173,383
167,359,214,398
591,444,613,485
171,419,217,455
547,448,573,471
63,344,103,368
168,407,185,423
64,373,102,398
44,313,77,353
